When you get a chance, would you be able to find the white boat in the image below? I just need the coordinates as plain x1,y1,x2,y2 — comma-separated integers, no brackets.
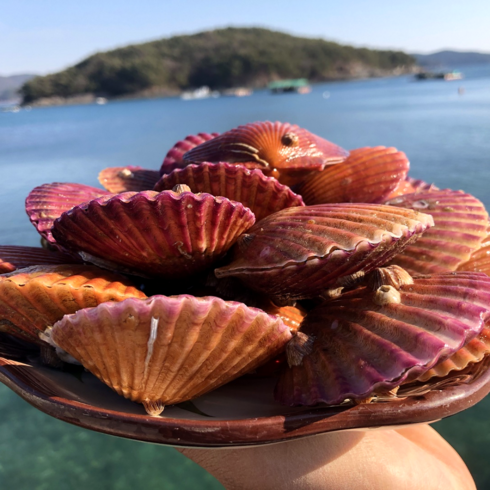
181,86,220,100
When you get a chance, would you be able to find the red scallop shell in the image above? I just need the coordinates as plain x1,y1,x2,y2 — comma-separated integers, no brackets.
298,147,409,205
98,166,160,193
275,272,490,406
215,203,433,300
26,183,110,247
48,295,292,412
385,190,489,274
0,245,80,273
154,162,304,222
51,190,256,279
160,132,219,175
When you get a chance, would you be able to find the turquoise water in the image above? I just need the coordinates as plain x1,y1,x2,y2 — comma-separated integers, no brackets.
1,64,490,488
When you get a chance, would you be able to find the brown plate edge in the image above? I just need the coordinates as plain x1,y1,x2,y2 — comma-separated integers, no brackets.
1,356,490,448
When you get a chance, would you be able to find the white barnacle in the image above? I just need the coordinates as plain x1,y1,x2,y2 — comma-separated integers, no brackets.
143,316,159,380
374,285,401,306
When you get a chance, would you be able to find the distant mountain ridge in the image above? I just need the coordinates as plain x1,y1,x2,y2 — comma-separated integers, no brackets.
0,74,36,101
413,50,490,67
20,27,416,105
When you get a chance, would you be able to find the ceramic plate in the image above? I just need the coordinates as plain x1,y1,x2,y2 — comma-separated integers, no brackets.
1,334,490,448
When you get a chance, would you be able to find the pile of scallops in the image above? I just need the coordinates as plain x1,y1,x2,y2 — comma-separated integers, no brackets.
1,121,489,416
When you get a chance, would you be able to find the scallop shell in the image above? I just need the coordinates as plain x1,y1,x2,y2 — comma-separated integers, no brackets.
458,225,490,274
48,295,292,414
417,327,490,382
51,190,256,279
385,190,489,274
297,147,409,205
0,245,80,273
0,264,146,343
153,162,305,221
215,203,434,300
182,121,349,186
98,166,160,193
406,177,439,193
275,272,490,406
160,132,219,175
26,183,110,247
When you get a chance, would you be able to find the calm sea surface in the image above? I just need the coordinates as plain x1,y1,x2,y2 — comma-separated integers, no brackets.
1,64,490,489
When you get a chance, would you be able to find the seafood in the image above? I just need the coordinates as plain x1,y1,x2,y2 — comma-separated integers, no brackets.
1,119,490,417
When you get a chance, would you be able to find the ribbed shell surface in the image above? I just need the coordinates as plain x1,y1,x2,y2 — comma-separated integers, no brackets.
458,226,490,274
215,203,434,300
160,132,219,175
0,264,146,343
275,272,490,406
183,121,349,172
51,190,256,278
386,190,489,274
0,245,79,273
417,327,490,382
26,182,110,247
153,162,305,221
98,166,160,193
50,295,292,407
298,147,409,205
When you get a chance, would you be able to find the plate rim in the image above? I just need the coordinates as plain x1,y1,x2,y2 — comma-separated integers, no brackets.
1,355,490,447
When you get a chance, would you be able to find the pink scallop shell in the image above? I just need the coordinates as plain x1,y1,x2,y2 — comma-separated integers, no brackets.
297,146,409,205
385,190,489,274
160,132,219,175
25,183,110,247
49,295,292,410
417,326,490,382
0,245,80,273
51,190,256,279
98,166,160,193
275,272,490,406
215,203,433,300
154,162,304,221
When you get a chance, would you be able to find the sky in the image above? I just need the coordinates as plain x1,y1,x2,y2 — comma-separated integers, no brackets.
2,0,490,76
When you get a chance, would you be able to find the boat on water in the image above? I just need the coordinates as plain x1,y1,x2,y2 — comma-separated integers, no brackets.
181,86,220,100
415,70,463,81
221,87,253,97
268,78,311,94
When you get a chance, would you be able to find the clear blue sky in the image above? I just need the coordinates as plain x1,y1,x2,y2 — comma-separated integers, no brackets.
2,0,490,76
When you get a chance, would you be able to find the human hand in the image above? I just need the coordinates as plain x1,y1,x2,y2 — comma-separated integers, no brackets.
177,424,475,490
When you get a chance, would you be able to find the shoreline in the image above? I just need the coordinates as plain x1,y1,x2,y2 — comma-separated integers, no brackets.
20,67,418,109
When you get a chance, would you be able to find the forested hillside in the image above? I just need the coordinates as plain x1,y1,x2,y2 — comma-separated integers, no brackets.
21,27,416,103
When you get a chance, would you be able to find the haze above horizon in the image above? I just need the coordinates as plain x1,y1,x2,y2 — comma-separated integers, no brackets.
2,0,490,76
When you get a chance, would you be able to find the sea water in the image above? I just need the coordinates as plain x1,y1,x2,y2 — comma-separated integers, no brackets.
1,64,490,489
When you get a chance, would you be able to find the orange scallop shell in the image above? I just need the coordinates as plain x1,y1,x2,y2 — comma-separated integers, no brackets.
48,295,292,414
182,121,349,187
417,327,490,382
458,225,490,274
298,146,409,205
0,265,146,343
